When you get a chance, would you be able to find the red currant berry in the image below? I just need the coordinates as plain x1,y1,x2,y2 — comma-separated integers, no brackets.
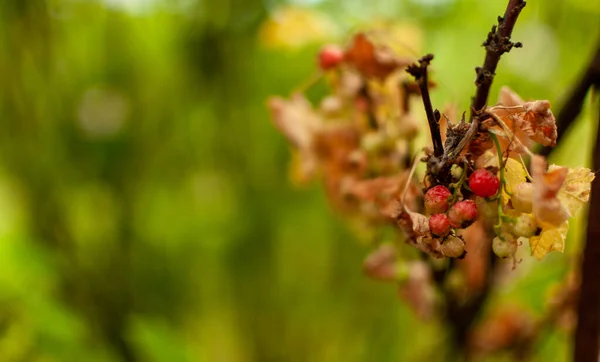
448,200,478,228
429,214,451,237
318,45,344,70
469,169,500,198
424,185,452,214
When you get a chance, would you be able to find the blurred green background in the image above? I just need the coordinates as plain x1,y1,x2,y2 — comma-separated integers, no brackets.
0,0,599,361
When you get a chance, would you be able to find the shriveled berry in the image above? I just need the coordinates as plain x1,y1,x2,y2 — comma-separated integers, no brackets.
318,45,344,70
512,182,533,213
429,214,451,237
492,236,517,258
507,213,538,238
448,200,478,228
469,169,500,198
441,236,466,258
424,185,452,214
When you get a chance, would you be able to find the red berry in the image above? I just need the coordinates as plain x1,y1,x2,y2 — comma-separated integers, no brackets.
424,185,452,214
429,214,451,237
469,169,500,198
448,200,478,228
318,45,344,70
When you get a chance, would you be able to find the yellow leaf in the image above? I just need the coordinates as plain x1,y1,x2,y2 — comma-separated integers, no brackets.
503,158,527,204
529,221,569,260
365,23,423,58
549,165,595,216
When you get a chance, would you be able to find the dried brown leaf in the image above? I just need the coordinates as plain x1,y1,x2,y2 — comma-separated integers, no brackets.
363,243,398,282
344,33,409,80
268,93,323,180
531,155,570,228
268,93,321,149
489,87,558,148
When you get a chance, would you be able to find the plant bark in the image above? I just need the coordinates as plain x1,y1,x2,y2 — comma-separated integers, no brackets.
437,1,527,358
407,54,444,157
573,91,600,362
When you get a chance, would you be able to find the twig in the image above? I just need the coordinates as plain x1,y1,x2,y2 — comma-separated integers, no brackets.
471,0,526,119
440,1,526,357
407,54,444,157
400,81,412,114
573,90,600,362
359,86,379,130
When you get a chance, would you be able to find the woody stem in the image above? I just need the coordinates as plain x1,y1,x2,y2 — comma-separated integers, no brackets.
407,54,444,157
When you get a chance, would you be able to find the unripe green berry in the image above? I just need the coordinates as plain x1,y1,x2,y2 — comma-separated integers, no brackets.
361,132,386,154
512,182,533,213
475,196,498,219
507,213,538,238
450,165,464,181
492,236,517,258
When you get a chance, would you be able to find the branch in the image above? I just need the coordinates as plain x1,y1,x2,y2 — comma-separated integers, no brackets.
407,54,444,157
573,91,600,362
471,0,526,119
434,1,526,356
447,243,497,358
359,85,379,130
539,39,600,157
425,0,526,178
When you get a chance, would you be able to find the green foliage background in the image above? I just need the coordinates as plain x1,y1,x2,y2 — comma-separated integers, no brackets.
0,0,598,361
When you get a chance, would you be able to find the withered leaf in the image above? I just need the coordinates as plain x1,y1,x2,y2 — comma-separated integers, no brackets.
531,155,570,228
363,243,400,282
344,33,409,80
488,87,558,148
268,93,321,150
268,93,323,181
529,221,569,260
550,165,595,217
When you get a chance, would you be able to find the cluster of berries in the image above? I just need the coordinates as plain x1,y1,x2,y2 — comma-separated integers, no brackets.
271,30,591,267
422,168,500,258
492,181,536,258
